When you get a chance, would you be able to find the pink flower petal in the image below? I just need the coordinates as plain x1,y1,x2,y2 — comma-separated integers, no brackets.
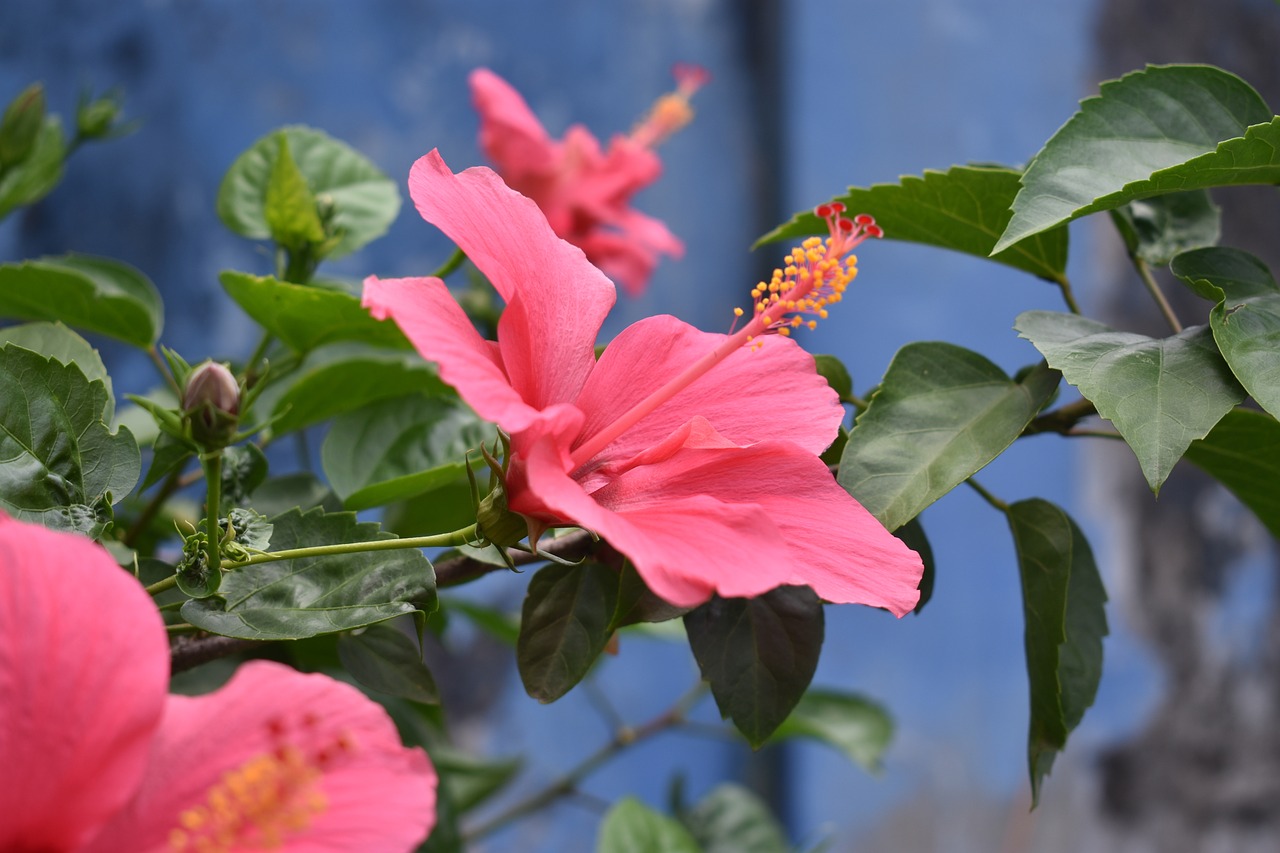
408,150,615,410
0,515,168,850
571,314,844,467
85,660,437,852
470,67,558,178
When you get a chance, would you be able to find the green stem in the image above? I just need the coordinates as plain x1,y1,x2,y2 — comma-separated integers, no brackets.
166,623,200,635
1134,257,1183,333
243,331,275,388
146,345,182,396
431,247,467,279
1055,274,1083,315
221,524,479,570
146,574,179,596
965,477,1009,514
204,452,223,579
463,681,706,842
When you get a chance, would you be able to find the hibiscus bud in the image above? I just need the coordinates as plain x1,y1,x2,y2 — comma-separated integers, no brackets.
475,485,529,550
75,92,124,140
183,360,241,449
0,83,45,168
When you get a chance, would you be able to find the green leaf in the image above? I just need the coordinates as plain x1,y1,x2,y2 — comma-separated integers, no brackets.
181,507,437,640
838,344,1060,531
682,784,790,853
0,116,65,220
895,518,936,614
220,271,410,353
684,586,824,748
771,689,893,772
599,798,702,853
611,561,691,629
382,477,483,538
995,65,1273,252
253,343,447,437
217,125,400,258
1111,190,1221,266
248,472,341,517
812,354,852,400
263,134,326,249
1015,312,1244,492
1183,408,1280,539
759,166,1068,283
0,322,112,415
1008,499,1108,806
430,747,522,816
517,562,620,703
0,254,163,347
139,431,194,490
1171,246,1277,302
337,619,439,703
0,345,138,535
321,394,489,511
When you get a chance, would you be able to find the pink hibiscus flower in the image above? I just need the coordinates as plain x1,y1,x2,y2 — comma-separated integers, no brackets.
470,64,708,296
363,150,922,615
0,514,437,852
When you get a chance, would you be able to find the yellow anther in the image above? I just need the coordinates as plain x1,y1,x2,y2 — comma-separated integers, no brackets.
733,307,744,317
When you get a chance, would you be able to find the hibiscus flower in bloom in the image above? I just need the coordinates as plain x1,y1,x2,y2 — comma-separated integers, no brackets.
363,150,922,615
0,514,437,852
470,64,707,296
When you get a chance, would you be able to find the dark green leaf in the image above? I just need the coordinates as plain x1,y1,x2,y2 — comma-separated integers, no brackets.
838,344,1060,531
1008,499,1108,805
517,562,620,703
253,343,447,437
600,798,702,853
0,345,138,534
430,746,522,816
0,322,112,415
895,518,935,614
337,619,439,703
181,507,437,640
1015,312,1244,492
682,784,790,853
0,254,163,347
772,689,893,772
217,125,400,258
248,473,341,517
139,431,194,490
220,271,410,353
264,134,326,249
1184,408,1280,539
812,354,852,400
759,166,1068,283
0,116,65,219
321,394,488,511
684,586,824,748
611,561,691,629
225,507,273,552
1171,246,1278,302
1111,190,1221,265
996,65,1273,251
382,477,483,538
220,443,268,507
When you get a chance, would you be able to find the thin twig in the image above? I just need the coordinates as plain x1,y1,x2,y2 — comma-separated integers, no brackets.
1134,256,1183,333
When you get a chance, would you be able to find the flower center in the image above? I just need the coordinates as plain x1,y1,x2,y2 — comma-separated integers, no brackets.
628,63,710,149
566,205,880,470
168,714,353,851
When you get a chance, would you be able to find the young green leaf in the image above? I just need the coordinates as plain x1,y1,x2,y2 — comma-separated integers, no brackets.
684,586,824,748
759,166,1069,284
181,507,437,640
220,271,410,353
1015,312,1245,492
1008,498,1108,806
0,345,139,536
0,116,65,220
263,134,326,249
1183,408,1280,539
321,394,489,510
516,562,620,703
839,343,1060,532
1110,190,1221,266
996,65,1274,252
217,125,400,258
599,798,702,853
681,784,791,853
0,254,163,347
771,689,893,772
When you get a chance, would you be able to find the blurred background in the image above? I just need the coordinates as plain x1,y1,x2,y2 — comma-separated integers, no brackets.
2,1,1279,850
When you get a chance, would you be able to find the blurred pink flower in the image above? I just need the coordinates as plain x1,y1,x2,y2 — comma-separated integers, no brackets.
364,150,922,614
470,64,708,296
0,515,437,852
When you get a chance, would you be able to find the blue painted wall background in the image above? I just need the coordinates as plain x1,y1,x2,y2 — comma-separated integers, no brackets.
0,1,1167,850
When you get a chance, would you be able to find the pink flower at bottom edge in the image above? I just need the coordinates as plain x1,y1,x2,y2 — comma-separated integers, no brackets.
470,66,704,296
364,150,923,616
0,514,437,852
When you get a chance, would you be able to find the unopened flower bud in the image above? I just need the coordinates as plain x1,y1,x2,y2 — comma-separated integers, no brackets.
76,93,123,140
183,361,241,449
476,485,529,550
0,83,46,168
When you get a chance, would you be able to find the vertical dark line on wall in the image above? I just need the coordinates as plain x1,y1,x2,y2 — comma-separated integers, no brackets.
730,0,797,838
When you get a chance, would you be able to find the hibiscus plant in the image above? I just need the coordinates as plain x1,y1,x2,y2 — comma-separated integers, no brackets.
2,61,1279,850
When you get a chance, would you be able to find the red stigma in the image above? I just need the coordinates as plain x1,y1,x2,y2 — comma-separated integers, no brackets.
866,224,884,238
854,213,875,226
814,203,833,218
